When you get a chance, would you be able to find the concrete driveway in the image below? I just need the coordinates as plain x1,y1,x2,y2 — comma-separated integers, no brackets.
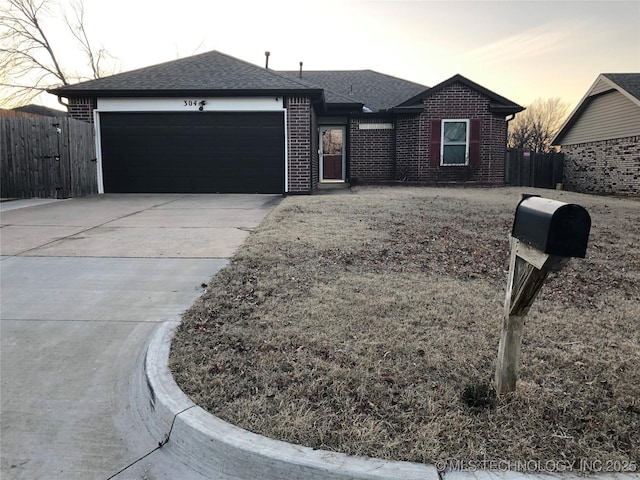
0,194,280,479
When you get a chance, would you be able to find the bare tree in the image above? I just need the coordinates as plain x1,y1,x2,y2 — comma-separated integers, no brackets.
0,0,116,107
64,0,116,81
508,97,570,153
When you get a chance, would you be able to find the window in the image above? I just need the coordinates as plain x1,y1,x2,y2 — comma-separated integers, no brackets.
441,119,469,165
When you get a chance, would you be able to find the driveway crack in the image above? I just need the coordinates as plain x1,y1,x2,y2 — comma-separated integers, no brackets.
106,405,195,479
8,195,191,257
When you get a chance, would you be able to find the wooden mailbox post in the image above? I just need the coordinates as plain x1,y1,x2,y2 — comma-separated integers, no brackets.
495,195,591,395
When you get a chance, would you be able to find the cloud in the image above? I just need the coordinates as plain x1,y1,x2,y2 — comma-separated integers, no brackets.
461,23,582,66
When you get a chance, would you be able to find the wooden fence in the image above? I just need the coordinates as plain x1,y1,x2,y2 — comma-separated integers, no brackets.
505,148,564,189
1,113,97,198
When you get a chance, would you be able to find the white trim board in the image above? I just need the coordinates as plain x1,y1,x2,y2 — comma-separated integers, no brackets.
93,109,104,194
97,97,285,112
283,108,289,193
358,123,394,130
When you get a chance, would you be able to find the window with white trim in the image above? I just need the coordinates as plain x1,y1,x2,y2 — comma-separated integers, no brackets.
441,119,469,166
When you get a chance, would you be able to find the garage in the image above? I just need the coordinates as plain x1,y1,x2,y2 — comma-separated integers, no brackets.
99,111,285,194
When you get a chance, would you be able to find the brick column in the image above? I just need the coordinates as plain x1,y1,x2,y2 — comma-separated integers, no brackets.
286,97,312,193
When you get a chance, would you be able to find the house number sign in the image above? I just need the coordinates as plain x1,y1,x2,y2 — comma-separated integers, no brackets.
184,99,207,111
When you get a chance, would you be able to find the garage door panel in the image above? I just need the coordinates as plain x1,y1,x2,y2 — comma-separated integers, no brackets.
100,112,285,193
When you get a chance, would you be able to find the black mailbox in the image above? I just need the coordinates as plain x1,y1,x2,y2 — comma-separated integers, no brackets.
512,195,591,258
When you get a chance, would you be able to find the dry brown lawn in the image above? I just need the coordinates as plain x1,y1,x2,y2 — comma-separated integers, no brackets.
170,186,639,473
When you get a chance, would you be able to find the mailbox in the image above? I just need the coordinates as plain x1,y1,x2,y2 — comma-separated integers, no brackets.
512,195,591,258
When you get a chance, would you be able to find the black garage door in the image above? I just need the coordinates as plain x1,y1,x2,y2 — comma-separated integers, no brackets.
100,112,285,193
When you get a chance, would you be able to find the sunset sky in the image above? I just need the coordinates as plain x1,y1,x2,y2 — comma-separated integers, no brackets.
18,0,640,112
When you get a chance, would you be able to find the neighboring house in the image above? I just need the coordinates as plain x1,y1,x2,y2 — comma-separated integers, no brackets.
48,50,523,194
0,105,66,119
552,73,640,196
12,104,67,117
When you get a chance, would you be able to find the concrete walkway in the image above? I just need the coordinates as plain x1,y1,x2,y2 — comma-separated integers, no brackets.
0,194,279,479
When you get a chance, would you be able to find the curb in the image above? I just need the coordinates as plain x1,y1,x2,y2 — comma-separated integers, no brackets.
142,321,439,479
142,322,639,480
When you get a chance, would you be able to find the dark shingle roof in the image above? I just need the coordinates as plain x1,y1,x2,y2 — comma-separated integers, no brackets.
278,70,428,112
48,51,522,116
49,51,321,97
603,73,640,101
12,104,67,117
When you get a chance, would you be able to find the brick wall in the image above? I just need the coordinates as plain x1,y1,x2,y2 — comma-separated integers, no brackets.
394,114,425,182
562,135,640,195
286,96,312,193
419,82,507,184
349,116,395,183
486,114,508,184
67,98,96,123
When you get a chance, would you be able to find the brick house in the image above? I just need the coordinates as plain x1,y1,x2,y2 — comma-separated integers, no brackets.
552,73,640,196
49,50,523,194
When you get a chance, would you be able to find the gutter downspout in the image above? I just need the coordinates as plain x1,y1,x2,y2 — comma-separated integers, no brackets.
504,113,517,186
57,96,69,110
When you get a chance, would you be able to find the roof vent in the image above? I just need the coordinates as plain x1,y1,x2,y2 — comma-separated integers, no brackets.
299,61,303,79
265,51,270,69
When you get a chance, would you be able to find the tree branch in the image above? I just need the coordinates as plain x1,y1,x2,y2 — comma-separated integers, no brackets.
508,98,569,152
0,0,118,107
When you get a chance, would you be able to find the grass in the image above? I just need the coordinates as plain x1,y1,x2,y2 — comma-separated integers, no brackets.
169,186,640,473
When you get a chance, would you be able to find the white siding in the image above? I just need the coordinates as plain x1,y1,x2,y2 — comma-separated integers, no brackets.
560,91,640,145
97,97,285,112
590,77,614,96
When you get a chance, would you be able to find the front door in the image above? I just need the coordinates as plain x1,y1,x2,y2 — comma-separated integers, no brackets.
320,126,345,182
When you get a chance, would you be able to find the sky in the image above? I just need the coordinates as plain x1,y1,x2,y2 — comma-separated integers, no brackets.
14,0,640,113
